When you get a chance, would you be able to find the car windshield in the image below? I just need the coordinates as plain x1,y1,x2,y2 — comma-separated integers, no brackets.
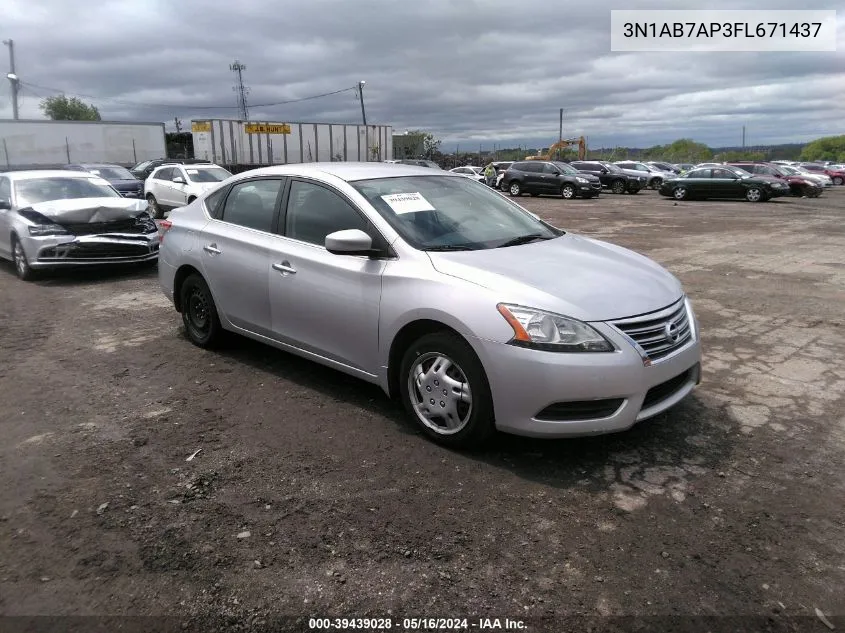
15,177,120,206
351,175,562,251
552,161,580,175
184,167,232,182
130,161,153,171
86,166,135,180
603,163,623,173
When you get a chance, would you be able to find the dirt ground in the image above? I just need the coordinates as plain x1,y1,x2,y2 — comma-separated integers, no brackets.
1,187,843,632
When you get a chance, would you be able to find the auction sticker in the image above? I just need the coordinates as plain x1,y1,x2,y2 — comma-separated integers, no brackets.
381,192,435,214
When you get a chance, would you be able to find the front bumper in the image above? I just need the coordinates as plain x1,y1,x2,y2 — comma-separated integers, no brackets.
471,320,702,438
23,232,160,269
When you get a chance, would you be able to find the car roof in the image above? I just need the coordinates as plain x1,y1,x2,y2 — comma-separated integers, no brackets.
3,169,103,181
226,162,461,182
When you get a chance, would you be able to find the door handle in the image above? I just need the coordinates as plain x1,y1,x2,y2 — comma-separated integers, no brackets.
203,244,221,255
272,261,297,275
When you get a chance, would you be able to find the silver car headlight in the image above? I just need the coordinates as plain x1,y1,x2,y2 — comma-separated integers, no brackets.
18,208,71,236
575,177,588,183
497,303,614,352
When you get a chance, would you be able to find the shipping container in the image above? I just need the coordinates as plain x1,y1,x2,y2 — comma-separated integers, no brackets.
191,119,393,169
0,119,167,171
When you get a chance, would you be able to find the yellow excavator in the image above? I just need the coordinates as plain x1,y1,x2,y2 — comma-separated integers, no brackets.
526,136,586,161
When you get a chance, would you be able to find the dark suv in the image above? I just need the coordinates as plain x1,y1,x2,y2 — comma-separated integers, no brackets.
501,161,602,199
569,161,643,194
129,158,212,181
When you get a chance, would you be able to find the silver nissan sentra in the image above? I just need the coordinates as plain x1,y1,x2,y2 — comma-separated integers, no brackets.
159,162,701,448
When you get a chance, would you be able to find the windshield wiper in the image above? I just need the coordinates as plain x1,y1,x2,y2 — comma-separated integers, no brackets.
497,234,553,248
423,244,478,251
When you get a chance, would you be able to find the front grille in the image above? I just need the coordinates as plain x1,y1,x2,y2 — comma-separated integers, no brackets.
642,368,694,410
60,218,154,236
611,298,692,361
40,242,152,260
535,398,624,422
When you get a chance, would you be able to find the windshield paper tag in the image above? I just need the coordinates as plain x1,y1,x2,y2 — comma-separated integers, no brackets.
381,192,435,214
186,169,199,174
89,177,110,186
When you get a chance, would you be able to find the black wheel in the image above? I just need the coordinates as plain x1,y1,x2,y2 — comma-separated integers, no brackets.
649,177,662,190
508,181,522,197
146,194,162,219
561,184,576,199
833,176,843,186
611,180,626,194
399,332,494,449
11,235,35,281
745,187,764,202
673,186,688,200
180,274,222,348
627,187,641,194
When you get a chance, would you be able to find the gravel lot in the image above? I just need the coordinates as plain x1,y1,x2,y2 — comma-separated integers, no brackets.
1,187,843,632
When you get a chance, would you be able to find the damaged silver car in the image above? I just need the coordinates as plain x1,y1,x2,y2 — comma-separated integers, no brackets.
0,170,160,280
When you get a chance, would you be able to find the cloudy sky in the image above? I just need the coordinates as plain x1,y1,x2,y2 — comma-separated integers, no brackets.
1,0,842,150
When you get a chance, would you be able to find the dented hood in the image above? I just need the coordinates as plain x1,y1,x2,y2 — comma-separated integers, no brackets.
26,197,148,223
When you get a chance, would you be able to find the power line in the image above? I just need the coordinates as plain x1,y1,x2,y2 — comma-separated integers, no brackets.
18,80,359,111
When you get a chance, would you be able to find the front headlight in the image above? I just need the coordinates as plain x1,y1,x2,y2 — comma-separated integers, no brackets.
497,303,614,352
575,177,588,183
28,224,70,236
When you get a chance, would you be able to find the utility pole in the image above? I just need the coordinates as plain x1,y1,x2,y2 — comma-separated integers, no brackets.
558,108,563,160
174,117,182,133
3,39,20,120
742,125,746,149
230,60,250,120
358,81,367,126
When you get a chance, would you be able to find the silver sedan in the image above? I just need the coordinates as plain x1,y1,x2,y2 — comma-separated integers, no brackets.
0,170,160,280
158,163,702,448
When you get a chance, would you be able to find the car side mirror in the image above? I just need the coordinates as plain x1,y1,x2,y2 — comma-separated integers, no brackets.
173,176,186,184
0,199,10,210
325,229,377,257
600,168,608,174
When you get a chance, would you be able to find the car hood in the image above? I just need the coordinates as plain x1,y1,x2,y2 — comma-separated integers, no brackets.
189,182,223,192
427,234,683,322
24,197,149,223
571,172,601,182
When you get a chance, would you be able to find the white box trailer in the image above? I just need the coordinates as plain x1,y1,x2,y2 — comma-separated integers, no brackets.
191,119,393,167
0,119,166,171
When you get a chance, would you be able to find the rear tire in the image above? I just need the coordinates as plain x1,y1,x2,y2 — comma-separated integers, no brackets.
399,332,494,449
673,187,688,200
649,177,662,190
180,274,222,348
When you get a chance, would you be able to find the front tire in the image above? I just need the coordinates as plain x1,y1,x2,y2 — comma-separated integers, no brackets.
611,180,626,194
561,184,576,199
147,194,162,219
745,187,764,202
508,181,522,197
399,332,494,449
11,236,34,281
180,274,222,348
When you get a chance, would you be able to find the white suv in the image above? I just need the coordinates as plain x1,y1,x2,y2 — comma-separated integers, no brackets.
144,163,232,218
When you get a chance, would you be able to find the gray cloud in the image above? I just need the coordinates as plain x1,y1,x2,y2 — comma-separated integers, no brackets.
1,0,843,150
